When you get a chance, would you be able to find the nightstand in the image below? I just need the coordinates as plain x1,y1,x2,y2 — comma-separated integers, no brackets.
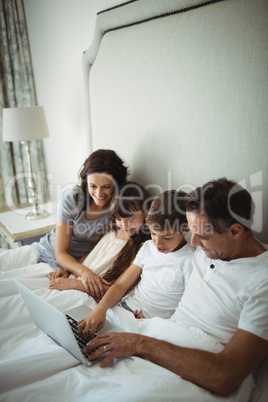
0,202,57,248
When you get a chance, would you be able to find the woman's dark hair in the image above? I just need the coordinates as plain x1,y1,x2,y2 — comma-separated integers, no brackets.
102,182,151,283
75,149,128,210
185,177,255,233
146,190,188,234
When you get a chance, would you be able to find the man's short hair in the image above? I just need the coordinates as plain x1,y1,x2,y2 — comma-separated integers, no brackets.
185,177,255,233
146,190,188,233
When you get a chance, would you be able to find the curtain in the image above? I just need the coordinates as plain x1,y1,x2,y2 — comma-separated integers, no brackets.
0,0,48,211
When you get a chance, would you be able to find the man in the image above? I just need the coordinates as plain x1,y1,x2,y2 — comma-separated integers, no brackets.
83,178,268,397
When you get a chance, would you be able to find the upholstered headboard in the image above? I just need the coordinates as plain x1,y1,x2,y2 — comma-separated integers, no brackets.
83,0,268,242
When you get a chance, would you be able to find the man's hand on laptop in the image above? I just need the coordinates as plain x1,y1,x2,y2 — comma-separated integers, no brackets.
83,332,140,366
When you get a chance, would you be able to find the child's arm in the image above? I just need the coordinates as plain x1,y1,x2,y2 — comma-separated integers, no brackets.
48,277,85,291
48,277,111,301
78,263,142,340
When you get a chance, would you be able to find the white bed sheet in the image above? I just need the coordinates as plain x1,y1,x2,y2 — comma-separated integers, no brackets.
0,247,257,402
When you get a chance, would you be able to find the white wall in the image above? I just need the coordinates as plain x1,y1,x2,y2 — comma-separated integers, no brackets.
23,0,122,203
84,0,268,242
23,0,268,242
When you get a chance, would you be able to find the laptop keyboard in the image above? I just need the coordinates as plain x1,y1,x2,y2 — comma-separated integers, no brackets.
66,314,96,356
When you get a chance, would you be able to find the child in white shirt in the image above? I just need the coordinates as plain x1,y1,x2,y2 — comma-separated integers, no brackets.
78,190,194,339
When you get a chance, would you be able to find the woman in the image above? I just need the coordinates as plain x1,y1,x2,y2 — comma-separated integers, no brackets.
33,149,128,299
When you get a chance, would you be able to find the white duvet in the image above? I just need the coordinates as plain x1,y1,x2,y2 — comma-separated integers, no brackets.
0,246,257,402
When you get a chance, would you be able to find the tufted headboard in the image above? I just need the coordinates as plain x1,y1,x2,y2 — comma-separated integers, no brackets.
83,0,268,242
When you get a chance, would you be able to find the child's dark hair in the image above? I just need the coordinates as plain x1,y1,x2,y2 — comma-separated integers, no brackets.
146,190,188,234
103,182,151,283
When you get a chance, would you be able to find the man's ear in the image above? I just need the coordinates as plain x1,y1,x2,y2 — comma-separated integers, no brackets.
229,223,244,239
183,228,190,236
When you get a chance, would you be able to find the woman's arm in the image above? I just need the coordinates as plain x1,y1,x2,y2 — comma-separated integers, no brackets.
78,264,142,340
55,219,81,274
55,219,109,299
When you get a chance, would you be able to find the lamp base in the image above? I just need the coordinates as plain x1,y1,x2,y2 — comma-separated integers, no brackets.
26,209,49,220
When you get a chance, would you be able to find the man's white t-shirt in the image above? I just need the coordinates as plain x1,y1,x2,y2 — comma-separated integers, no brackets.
172,246,268,344
123,240,194,319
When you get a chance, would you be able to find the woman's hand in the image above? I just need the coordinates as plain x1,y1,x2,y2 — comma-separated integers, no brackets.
78,305,107,341
48,269,70,280
80,266,111,301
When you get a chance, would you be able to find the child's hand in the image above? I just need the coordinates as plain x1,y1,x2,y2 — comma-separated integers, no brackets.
78,305,107,341
133,309,145,319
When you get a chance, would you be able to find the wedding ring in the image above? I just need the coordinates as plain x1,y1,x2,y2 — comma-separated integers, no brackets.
103,345,107,352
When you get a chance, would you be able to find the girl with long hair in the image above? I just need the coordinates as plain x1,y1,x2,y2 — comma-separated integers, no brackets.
48,182,151,301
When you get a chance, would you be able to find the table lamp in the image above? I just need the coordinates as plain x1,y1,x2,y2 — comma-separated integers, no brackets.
2,106,50,220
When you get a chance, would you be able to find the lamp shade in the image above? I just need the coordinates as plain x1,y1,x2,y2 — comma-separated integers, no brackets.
2,106,49,142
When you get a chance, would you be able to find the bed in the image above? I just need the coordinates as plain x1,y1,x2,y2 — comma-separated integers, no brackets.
1,0,268,401
0,245,267,402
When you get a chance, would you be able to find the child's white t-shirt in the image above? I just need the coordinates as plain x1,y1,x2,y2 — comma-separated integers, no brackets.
122,239,194,319
82,231,127,277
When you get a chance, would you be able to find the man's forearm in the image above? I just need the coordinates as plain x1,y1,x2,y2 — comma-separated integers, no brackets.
135,335,232,396
85,331,254,397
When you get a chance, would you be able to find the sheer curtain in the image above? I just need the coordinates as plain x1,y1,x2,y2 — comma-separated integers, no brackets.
0,0,48,205
0,0,48,246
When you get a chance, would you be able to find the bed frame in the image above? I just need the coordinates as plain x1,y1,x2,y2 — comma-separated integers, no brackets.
83,0,268,243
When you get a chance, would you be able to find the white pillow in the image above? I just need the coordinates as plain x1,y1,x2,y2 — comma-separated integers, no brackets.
0,245,39,270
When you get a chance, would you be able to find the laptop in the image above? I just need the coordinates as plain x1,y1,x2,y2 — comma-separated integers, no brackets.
14,279,125,366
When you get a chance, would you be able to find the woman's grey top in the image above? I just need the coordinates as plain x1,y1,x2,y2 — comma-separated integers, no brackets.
32,190,111,269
